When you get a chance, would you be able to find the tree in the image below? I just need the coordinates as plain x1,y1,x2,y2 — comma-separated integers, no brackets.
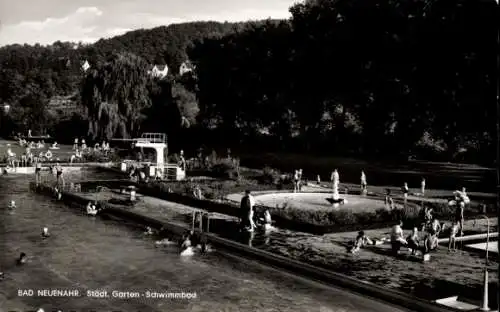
172,82,199,128
80,52,152,140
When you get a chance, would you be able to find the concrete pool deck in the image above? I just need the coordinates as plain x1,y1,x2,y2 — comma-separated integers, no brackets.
465,241,498,254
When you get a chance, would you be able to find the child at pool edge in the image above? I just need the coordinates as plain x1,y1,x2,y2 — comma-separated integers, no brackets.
406,227,420,255
448,221,460,252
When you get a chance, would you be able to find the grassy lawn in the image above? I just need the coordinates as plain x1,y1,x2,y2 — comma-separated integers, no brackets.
238,152,497,192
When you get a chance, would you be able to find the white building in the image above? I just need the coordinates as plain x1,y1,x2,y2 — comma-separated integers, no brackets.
179,61,194,76
81,60,90,72
148,65,169,79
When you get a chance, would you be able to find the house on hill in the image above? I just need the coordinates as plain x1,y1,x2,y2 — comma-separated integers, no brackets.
179,61,194,76
81,60,90,72
148,65,169,79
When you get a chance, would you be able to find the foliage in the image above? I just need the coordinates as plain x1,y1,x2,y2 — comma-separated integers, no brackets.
81,52,153,139
210,158,241,180
0,4,496,164
147,177,271,201
259,166,282,185
171,82,199,128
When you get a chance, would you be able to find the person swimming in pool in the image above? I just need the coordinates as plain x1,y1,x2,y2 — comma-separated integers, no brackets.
179,230,195,256
8,200,16,210
41,227,50,239
17,252,28,265
86,201,98,216
144,226,154,235
256,207,273,231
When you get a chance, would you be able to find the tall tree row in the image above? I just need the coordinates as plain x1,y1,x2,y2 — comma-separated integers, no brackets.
0,2,495,163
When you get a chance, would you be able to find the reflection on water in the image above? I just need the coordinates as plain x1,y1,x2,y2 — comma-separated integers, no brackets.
0,174,404,312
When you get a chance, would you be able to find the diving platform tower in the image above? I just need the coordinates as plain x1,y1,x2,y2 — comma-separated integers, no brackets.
132,133,185,180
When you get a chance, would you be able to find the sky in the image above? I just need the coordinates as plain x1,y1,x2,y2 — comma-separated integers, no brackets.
0,0,297,46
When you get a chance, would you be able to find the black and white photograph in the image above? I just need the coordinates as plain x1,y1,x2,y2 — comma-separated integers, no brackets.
0,0,498,311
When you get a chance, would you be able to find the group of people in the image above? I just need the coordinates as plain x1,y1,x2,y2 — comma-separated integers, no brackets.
350,184,471,258
293,169,304,192
240,190,273,232
149,227,211,256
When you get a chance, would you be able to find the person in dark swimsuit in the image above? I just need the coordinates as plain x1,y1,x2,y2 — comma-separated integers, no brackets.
17,253,28,265
55,163,64,188
35,160,42,185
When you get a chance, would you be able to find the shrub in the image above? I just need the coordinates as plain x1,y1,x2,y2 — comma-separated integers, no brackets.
83,150,118,162
269,203,422,229
259,166,281,184
210,157,240,180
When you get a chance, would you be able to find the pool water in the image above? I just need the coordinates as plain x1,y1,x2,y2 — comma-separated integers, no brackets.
0,174,407,312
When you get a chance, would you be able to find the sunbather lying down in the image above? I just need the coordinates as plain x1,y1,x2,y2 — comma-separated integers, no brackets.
349,231,385,253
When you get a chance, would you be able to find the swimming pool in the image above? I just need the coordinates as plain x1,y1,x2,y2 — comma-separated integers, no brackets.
0,174,409,312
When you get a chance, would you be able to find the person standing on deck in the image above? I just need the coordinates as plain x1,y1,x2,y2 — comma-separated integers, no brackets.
240,190,256,231
55,163,64,188
331,169,340,197
385,189,395,210
402,182,409,199
390,220,407,255
73,138,78,150
293,170,300,193
35,159,42,185
421,178,426,196
298,169,303,192
178,150,187,172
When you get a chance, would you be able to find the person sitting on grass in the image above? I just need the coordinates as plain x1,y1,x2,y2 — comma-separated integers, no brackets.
420,206,433,231
423,218,441,254
390,220,407,255
406,227,420,255
293,170,300,193
70,149,83,164
448,221,460,252
349,231,374,254
240,190,256,231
